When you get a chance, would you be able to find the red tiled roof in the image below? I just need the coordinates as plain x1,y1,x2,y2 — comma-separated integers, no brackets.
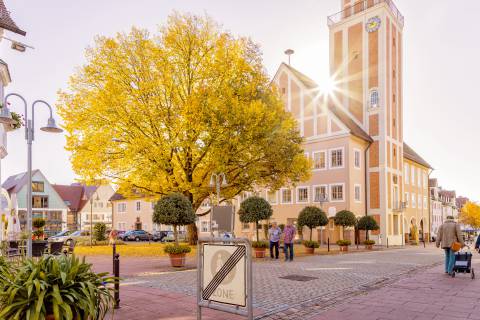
0,0,26,36
52,184,84,211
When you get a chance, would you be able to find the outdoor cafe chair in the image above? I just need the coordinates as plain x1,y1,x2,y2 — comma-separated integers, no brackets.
46,241,64,256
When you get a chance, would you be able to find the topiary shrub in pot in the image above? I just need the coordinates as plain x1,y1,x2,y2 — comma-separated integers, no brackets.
153,193,196,267
32,217,46,240
251,240,269,258
334,210,357,243
164,244,192,267
357,215,379,242
0,255,114,319
297,206,328,251
302,240,319,254
336,239,351,252
363,240,375,250
238,196,273,258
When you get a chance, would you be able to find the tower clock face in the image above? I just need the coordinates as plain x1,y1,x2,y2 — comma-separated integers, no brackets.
366,16,381,33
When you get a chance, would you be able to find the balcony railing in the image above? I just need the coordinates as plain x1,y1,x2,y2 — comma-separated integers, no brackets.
392,201,406,212
328,0,404,28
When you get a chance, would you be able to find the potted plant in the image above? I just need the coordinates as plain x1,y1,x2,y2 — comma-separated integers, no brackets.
337,239,351,251
238,196,273,258
251,240,269,258
357,215,380,246
0,103,23,131
297,206,328,253
0,255,114,319
152,193,196,267
334,210,357,244
32,218,46,240
363,239,375,250
302,240,319,254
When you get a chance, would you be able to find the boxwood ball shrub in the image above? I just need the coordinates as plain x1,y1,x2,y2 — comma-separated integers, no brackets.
302,240,320,248
164,244,192,255
336,239,351,246
238,196,273,241
153,193,196,245
297,206,328,241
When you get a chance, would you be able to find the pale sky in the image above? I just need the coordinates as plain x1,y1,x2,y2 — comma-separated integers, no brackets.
1,0,478,201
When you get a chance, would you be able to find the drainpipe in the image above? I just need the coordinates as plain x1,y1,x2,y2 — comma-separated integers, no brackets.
427,168,434,242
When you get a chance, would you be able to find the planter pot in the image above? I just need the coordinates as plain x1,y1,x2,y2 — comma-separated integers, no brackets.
169,253,186,267
339,245,349,252
253,247,266,258
364,245,373,250
304,247,315,254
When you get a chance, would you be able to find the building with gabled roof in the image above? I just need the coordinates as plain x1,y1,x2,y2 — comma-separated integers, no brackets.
234,0,433,246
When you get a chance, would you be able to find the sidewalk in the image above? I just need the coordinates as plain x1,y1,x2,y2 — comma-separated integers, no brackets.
311,264,480,320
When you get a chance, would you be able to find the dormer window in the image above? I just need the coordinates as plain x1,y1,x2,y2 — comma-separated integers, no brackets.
369,89,379,109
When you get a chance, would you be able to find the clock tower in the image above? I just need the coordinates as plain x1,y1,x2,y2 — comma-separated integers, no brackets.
328,0,405,245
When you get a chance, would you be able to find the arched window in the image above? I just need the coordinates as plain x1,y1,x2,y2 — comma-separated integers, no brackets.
370,89,379,108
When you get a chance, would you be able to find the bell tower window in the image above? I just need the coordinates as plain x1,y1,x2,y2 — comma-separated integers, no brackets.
369,89,379,109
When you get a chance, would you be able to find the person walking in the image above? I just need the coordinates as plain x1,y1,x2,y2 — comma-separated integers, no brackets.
436,216,464,275
283,221,296,262
268,222,282,259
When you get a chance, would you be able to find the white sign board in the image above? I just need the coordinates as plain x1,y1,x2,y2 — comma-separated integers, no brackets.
202,243,246,307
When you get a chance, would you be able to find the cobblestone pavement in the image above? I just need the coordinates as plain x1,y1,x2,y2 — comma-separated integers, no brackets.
113,245,444,319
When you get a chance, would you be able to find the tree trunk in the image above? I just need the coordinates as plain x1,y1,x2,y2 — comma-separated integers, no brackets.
174,225,178,246
187,223,197,245
366,229,369,241
256,222,259,242
309,227,313,241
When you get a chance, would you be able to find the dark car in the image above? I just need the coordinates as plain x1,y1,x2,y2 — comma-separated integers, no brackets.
152,231,167,242
124,230,153,241
117,230,127,239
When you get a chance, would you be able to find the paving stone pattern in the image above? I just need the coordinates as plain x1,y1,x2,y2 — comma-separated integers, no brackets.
122,246,443,319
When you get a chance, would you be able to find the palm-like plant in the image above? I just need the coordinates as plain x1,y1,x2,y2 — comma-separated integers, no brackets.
0,255,114,319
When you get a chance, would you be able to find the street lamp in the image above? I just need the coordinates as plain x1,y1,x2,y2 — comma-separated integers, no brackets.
0,93,63,258
209,173,228,236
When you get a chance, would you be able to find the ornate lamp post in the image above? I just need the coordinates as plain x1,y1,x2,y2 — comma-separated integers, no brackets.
0,93,63,258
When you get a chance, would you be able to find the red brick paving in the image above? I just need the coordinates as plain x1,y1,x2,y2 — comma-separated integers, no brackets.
310,264,480,320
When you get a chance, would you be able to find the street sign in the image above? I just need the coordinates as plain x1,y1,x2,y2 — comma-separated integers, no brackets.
197,237,253,320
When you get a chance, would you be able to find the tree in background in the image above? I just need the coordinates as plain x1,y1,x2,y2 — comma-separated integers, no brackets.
334,210,357,240
357,216,379,240
58,13,310,243
297,206,328,241
94,222,107,241
152,193,196,245
238,196,272,241
460,202,480,229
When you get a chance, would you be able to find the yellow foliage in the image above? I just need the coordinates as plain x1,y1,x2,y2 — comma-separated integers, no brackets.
74,243,196,257
460,202,480,229
58,13,310,210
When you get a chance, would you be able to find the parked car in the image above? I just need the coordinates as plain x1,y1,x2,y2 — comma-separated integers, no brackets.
152,231,167,242
50,230,89,245
162,231,187,242
123,230,153,241
116,230,126,239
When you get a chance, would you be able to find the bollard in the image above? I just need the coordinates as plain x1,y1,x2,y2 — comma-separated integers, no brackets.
327,237,330,252
112,243,116,274
423,238,426,248
387,237,389,248
114,253,120,309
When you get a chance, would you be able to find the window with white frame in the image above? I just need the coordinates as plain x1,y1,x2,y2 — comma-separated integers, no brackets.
405,192,409,207
411,193,416,208
354,149,361,168
369,89,379,108
354,185,361,202
424,196,428,209
281,189,292,204
411,166,415,185
313,185,328,202
417,168,421,186
118,222,126,231
423,171,428,188
117,203,126,213
297,187,309,203
330,148,344,168
267,190,277,204
418,194,422,209
404,164,409,185
330,184,344,201
201,221,209,232
136,201,141,211
313,151,326,170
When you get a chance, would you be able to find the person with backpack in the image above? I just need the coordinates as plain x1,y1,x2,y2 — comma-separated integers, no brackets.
436,216,464,275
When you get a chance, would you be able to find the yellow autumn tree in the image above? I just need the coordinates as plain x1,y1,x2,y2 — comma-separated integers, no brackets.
58,13,310,213
460,202,480,229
